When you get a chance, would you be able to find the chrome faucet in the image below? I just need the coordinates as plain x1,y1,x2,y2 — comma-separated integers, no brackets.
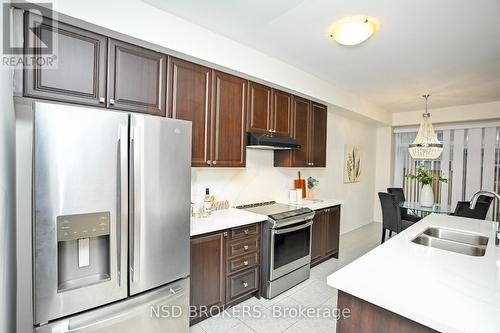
469,191,500,245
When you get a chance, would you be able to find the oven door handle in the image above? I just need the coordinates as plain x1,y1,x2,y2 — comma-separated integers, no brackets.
273,220,313,234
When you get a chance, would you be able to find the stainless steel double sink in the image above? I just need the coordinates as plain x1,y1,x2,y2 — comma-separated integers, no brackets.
412,227,489,256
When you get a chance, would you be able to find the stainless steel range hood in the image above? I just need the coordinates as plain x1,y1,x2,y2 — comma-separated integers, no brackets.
246,132,300,150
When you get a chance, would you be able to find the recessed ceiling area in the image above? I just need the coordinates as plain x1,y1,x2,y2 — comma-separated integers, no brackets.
144,0,500,113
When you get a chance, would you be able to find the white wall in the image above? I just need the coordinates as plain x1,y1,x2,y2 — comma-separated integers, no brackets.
192,110,378,234
37,0,390,124
372,127,394,222
392,100,500,126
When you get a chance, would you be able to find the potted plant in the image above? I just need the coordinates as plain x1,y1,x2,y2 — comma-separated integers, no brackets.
307,177,319,199
406,165,447,207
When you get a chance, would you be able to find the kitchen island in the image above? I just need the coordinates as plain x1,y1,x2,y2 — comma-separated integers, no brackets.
327,214,500,333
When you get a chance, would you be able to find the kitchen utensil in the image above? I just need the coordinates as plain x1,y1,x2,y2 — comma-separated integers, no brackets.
294,171,306,198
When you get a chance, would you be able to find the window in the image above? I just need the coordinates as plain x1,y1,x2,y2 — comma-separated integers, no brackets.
393,126,500,221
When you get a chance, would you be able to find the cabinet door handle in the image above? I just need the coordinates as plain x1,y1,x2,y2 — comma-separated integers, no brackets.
207,160,212,165
243,260,249,266
212,161,217,165
244,229,249,235
109,98,115,105
243,245,249,251
242,282,248,288
223,232,228,237
99,97,105,103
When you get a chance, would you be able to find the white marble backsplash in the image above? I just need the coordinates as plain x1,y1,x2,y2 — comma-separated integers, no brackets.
191,149,325,207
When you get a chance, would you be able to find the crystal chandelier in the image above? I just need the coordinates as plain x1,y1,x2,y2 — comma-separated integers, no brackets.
408,94,443,160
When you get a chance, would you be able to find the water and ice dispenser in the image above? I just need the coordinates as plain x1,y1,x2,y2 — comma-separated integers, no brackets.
56,212,111,292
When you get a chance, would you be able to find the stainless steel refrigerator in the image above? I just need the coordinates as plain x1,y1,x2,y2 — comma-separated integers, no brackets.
32,102,191,332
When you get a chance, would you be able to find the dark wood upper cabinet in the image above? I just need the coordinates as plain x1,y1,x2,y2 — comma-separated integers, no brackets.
22,13,323,170
274,98,327,167
272,89,292,137
246,84,291,138
247,81,271,134
24,13,107,107
310,102,327,167
291,96,311,167
108,39,167,116
274,96,310,167
211,71,247,167
168,57,211,166
190,232,226,318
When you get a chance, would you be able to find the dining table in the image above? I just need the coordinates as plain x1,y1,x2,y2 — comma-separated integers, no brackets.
399,201,453,217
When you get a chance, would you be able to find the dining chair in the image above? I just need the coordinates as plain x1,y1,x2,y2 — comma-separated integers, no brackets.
452,201,492,220
387,187,422,223
378,192,416,243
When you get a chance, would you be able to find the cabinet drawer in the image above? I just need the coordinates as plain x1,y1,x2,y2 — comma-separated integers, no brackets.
226,267,258,302
228,224,259,241
227,238,259,258
227,252,259,274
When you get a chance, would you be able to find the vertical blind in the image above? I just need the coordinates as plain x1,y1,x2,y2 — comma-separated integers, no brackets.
394,126,500,221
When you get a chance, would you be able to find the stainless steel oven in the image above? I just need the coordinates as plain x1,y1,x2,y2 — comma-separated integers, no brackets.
238,202,315,299
270,220,313,281
238,201,314,298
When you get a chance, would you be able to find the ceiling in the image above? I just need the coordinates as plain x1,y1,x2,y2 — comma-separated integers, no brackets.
144,0,500,113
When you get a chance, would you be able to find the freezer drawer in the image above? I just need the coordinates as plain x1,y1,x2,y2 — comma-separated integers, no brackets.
35,278,189,333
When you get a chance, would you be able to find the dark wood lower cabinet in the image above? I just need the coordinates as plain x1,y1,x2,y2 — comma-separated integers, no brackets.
311,210,325,263
325,206,340,256
190,232,226,319
311,205,341,267
337,290,438,333
226,266,259,303
190,223,261,324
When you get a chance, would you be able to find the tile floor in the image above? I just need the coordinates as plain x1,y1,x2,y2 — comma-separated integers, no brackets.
190,222,383,333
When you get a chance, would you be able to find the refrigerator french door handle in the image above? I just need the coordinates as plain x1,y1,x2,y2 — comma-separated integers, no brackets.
117,126,128,288
130,126,141,284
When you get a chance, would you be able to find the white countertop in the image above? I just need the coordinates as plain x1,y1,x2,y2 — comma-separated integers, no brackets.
190,198,343,236
327,214,500,333
190,208,267,236
288,198,343,211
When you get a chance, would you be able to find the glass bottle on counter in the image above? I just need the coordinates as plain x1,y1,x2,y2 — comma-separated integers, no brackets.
203,188,212,217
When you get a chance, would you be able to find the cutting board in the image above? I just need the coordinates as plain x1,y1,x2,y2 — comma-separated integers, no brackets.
294,171,306,198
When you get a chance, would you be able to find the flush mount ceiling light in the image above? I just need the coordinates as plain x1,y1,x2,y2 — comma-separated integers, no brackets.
408,94,443,160
329,16,378,46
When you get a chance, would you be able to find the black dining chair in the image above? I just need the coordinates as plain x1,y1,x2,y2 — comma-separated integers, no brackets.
387,187,421,223
452,200,492,220
379,192,416,243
